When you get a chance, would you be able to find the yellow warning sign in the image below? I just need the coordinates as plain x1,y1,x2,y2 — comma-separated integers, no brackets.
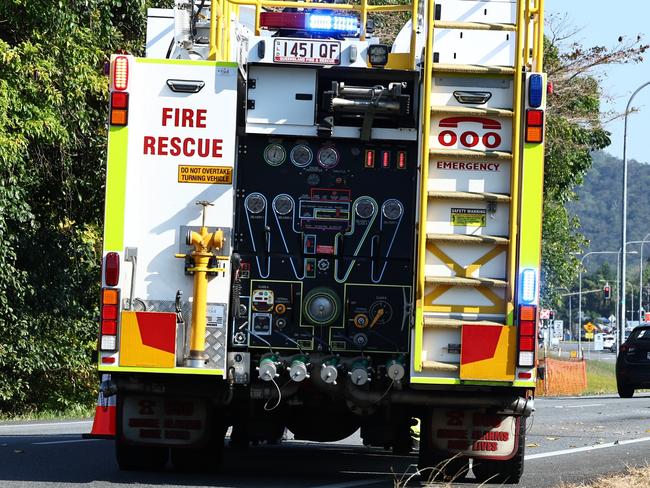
451,208,486,227
583,322,595,333
178,165,232,184
585,331,594,340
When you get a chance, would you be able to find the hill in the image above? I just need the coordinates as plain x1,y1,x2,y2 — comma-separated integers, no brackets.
569,151,650,263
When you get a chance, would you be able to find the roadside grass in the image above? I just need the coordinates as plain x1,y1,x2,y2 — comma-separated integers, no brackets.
556,465,650,488
584,359,617,395
0,403,94,422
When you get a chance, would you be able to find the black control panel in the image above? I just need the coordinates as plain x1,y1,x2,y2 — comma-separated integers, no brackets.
231,135,418,354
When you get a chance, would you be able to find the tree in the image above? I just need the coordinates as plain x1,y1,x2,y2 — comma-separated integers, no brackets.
540,15,648,309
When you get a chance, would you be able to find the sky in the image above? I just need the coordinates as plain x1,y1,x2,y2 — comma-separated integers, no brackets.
545,0,650,164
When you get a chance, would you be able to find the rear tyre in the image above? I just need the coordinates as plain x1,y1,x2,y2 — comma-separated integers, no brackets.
617,381,634,398
116,440,168,471
417,411,469,482
171,421,226,472
472,418,525,484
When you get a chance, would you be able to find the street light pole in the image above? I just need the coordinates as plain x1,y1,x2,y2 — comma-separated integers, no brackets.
639,233,650,323
620,81,650,348
578,251,621,357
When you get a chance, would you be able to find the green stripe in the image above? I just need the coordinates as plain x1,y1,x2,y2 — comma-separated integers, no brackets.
135,58,238,68
103,126,128,252
518,143,544,269
99,365,225,376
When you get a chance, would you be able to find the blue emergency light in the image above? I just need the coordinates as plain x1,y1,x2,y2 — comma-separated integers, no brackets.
528,74,544,108
306,13,359,34
519,268,538,304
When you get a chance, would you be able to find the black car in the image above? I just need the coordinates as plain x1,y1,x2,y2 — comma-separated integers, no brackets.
616,325,650,398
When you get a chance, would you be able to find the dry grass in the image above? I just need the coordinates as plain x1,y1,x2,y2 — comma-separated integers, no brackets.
556,465,650,488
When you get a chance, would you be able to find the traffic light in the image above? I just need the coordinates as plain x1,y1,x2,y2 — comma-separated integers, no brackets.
549,310,555,321
603,283,611,300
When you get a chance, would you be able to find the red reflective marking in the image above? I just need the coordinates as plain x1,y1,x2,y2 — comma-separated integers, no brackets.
438,130,457,147
101,357,116,364
461,325,502,364
135,312,176,354
439,116,501,130
482,132,502,149
518,372,532,379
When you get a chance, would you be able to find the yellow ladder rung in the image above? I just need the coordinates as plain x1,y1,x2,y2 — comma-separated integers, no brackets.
430,105,514,117
428,190,511,203
429,148,512,161
426,233,510,246
421,360,460,372
433,63,515,75
434,21,517,32
425,276,508,288
423,317,506,329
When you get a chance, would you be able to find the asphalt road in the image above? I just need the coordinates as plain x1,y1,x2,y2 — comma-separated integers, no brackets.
1,394,650,487
543,342,618,362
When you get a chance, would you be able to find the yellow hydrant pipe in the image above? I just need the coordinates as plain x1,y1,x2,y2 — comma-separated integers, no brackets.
185,209,224,367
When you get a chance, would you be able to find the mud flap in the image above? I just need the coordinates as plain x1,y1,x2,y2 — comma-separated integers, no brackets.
429,408,520,460
118,394,210,447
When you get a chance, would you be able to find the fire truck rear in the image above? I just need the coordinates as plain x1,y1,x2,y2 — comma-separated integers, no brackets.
94,0,546,482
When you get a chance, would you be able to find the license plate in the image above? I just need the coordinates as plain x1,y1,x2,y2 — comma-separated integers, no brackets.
273,39,341,65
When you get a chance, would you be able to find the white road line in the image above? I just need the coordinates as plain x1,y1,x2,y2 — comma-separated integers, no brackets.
33,439,102,445
0,420,92,430
553,403,605,409
310,479,386,488
525,436,650,460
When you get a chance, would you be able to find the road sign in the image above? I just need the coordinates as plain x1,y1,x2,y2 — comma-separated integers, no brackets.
585,331,594,340
584,322,596,333
540,309,551,320
553,320,564,338
594,333,604,351
645,312,650,323
609,314,616,324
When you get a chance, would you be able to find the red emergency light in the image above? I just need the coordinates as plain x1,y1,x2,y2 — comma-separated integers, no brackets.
518,304,537,367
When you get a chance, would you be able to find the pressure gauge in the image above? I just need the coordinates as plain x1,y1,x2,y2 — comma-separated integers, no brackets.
290,144,313,167
245,193,266,214
317,146,339,169
382,199,404,220
272,195,293,215
355,197,376,219
263,144,286,166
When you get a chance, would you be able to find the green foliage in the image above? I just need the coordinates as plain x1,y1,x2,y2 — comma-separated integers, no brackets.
0,0,157,413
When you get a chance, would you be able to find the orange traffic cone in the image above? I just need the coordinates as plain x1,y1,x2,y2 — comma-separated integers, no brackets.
83,374,116,439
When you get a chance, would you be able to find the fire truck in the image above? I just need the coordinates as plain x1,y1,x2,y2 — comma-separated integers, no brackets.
95,0,546,482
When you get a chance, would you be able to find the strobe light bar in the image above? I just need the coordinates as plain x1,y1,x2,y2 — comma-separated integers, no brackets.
259,12,359,35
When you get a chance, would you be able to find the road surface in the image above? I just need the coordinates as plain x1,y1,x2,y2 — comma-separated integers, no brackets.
1,394,650,487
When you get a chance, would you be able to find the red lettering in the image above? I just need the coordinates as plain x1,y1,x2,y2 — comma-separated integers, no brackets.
196,109,207,128
143,136,155,155
197,139,210,158
170,137,181,156
183,138,195,157
437,429,468,439
448,440,471,450
182,108,194,127
446,411,465,426
212,139,223,158
162,107,173,127
157,136,169,156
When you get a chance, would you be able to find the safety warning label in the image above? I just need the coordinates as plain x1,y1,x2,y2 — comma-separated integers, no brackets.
178,165,232,184
451,208,486,227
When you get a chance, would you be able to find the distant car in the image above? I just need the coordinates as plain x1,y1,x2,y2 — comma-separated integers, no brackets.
615,325,650,398
602,334,616,352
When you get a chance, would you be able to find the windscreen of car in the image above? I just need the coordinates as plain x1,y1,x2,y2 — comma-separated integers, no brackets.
630,329,650,342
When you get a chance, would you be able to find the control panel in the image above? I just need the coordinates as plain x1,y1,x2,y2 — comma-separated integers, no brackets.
231,134,417,354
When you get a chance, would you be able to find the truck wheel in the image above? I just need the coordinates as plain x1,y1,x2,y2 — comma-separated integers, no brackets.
472,418,525,484
171,422,226,472
417,411,468,481
617,381,634,398
115,440,168,471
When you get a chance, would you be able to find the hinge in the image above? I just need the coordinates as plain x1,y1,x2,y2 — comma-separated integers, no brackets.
247,99,255,110
248,78,256,89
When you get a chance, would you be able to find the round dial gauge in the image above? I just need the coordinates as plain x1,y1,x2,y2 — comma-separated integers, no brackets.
272,195,293,215
382,199,404,220
355,197,376,219
369,300,393,327
290,144,313,167
244,193,266,214
263,144,286,166
317,147,339,169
